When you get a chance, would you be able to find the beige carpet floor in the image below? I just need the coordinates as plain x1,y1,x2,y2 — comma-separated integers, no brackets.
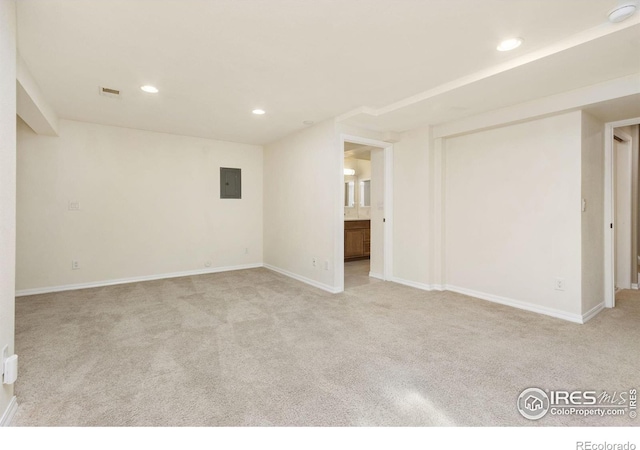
12,268,640,426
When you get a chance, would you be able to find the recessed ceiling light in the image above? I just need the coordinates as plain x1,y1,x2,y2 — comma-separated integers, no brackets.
252,109,266,115
497,37,523,52
608,3,637,23
140,85,159,93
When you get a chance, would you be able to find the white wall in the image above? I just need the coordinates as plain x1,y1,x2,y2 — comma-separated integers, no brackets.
0,0,16,422
263,120,339,291
16,119,263,292
392,125,430,287
444,111,583,317
581,111,605,315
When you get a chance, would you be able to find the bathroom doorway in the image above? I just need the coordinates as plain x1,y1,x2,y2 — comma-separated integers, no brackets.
604,119,640,307
339,135,393,291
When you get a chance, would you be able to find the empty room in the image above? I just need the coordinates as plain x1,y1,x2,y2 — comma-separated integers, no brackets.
1,0,640,443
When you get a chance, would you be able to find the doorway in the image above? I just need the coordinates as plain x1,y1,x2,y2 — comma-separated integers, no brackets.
343,142,379,289
336,135,393,292
614,130,633,290
605,119,640,308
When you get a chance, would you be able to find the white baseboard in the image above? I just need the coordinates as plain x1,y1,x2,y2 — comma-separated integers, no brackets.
0,396,18,427
582,302,605,323
15,263,264,297
390,275,579,322
389,276,435,291
632,283,639,290
368,272,384,280
445,285,584,324
263,264,340,294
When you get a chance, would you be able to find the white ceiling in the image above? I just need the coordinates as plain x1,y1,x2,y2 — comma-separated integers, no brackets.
16,0,640,145
585,93,640,122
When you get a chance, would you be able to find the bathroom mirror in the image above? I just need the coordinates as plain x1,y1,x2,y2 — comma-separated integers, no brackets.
345,181,355,207
359,180,371,207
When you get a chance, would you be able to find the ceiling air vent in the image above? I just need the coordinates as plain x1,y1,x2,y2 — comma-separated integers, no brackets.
98,86,121,99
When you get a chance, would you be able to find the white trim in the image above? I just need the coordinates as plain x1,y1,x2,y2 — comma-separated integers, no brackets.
335,133,346,293
390,276,435,292
389,278,582,322
263,264,341,294
369,271,384,280
15,263,264,297
445,285,584,324
0,396,18,427
582,302,606,323
604,117,640,308
340,134,391,149
383,144,394,281
632,284,639,290
614,129,633,290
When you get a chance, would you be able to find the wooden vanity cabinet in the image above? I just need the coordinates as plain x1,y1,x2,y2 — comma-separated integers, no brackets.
344,220,371,261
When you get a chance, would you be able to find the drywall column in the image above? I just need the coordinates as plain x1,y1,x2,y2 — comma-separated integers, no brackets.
263,120,340,292
581,111,605,318
0,0,17,423
390,125,431,288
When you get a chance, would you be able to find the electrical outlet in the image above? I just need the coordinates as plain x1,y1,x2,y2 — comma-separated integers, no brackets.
245,248,249,255
324,260,329,270
204,261,212,267
72,260,80,270
555,278,565,291
68,201,80,211
312,257,317,268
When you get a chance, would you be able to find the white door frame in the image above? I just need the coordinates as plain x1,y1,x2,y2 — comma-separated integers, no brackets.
336,134,393,292
604,117,640,308
614,129,633,290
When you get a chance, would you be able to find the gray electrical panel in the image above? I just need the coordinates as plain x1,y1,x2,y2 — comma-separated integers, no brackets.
220,167,241,199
